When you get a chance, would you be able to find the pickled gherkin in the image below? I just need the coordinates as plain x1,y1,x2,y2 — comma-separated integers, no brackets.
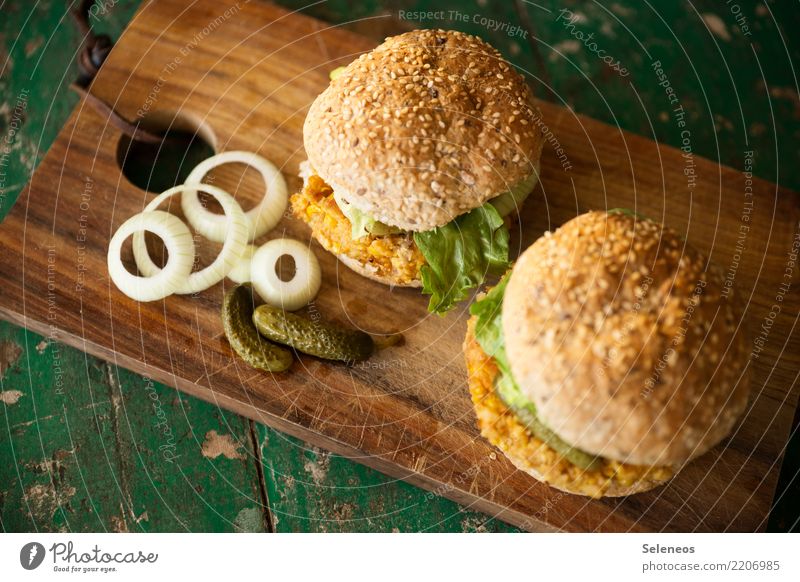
253,304,374,362
222,284,293,372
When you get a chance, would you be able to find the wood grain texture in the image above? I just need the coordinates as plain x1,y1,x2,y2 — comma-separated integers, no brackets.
1,0,798,532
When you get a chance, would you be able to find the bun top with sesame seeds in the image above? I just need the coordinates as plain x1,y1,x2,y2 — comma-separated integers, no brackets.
501,211,750,467
303,29,545,232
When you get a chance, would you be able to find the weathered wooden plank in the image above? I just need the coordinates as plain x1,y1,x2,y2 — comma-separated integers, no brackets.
256,424,519,532
526,0,800,190
0,323,269,532
1,325,124,531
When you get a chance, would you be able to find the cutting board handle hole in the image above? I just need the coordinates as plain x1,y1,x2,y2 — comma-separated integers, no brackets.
116,110,216,193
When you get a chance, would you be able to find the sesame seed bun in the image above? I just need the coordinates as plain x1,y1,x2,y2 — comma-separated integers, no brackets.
304,29,545,232
464,316,674,498
502,211,750,467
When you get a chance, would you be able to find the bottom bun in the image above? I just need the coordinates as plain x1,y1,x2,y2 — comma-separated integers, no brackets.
464,316,675,498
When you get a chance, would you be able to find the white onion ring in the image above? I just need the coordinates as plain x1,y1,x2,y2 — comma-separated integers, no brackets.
227,244,257,284
108,210,195,302
251,238,321,311
181,151,288,243
132,183,248,294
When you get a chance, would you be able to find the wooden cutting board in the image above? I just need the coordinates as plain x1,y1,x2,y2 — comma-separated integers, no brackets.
1,0,798,532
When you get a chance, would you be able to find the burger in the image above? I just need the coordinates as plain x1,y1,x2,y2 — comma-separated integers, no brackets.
464,211,750,497
292,29,545,313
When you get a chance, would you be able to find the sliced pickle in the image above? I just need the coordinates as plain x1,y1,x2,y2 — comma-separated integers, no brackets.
222,284,293,372
253,304,374,362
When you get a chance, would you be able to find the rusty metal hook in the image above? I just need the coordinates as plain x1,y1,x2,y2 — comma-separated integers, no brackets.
69,0,167,144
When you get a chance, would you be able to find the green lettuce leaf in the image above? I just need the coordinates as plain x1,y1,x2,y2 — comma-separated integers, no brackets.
470,272,512,371
607,207,648,219
470,273,529,410
333,192,402,239
414,204,510,314
488,172,539,218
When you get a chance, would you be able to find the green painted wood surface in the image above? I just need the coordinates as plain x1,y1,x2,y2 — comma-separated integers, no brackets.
1,0,798,532
0,323,267,532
